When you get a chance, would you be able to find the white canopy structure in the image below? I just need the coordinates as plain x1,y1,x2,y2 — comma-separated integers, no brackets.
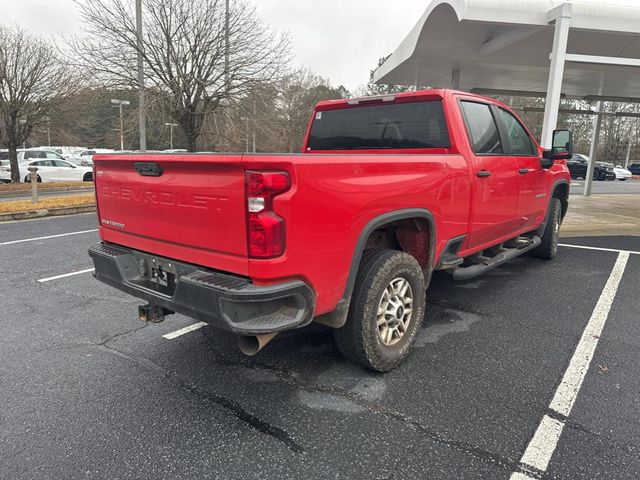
373,0,640,195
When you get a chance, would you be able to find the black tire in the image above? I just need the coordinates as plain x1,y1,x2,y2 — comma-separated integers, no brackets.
619,178,626,181
334,248,426,372
531,198,562,260
83,172,93,182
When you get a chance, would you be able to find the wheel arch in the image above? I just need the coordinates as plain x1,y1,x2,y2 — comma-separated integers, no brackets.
535,179,569,237
315,208,435,329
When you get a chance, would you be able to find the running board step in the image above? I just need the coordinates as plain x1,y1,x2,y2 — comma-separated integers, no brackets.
440,253,464,268
452,236,541,281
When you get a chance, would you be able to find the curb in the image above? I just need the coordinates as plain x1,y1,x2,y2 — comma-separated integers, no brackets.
0,186,94,197
0,204,96,222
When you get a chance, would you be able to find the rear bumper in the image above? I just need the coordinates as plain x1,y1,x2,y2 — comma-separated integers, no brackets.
88,242,315,335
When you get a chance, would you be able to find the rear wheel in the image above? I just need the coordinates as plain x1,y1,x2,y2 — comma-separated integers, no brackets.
334,249,426,372
83,172,93,182
531,198,561,260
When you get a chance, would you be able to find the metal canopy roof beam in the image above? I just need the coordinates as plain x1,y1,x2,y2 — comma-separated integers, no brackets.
564,53,640,68
479,26,545,57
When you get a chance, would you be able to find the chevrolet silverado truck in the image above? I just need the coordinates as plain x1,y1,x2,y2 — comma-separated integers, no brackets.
88,89,572,372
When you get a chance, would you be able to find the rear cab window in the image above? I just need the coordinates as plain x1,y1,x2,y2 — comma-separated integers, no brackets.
306,100,450,152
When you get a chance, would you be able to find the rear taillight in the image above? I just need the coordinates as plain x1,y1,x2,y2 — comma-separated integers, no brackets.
245,170,290,258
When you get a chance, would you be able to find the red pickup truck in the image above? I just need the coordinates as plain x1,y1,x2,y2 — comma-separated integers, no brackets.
89,89,571,371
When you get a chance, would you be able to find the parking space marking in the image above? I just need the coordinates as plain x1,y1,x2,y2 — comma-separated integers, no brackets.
559,243,640,256
510,251,630,480
162,322,208,340
37,268,95,283
0,229,98,246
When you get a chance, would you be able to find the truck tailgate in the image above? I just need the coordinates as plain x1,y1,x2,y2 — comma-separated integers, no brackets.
93,154,248,275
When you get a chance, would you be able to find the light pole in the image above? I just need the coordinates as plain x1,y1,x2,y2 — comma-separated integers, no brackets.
136,0,147,151
225,0,230,93
111,99,130,150
43,116,51,146
19,119,26,149
164,122,178,150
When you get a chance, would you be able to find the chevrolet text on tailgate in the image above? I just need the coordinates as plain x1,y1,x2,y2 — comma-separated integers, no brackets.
89,89,572,372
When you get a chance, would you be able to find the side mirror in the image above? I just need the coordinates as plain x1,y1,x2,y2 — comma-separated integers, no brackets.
541,129,573,168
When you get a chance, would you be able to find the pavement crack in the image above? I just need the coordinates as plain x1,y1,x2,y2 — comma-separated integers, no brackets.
202,352,515,472
267,362,515,471
95,343,304,454
97,323,149,347
563,418,640,454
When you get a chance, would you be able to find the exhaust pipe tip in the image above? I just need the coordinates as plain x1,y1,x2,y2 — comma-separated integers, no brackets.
238,333,277,356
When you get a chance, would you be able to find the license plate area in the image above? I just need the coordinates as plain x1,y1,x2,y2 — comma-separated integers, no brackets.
136,257,177,296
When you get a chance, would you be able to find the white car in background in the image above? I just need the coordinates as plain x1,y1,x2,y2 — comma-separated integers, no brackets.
613,165,632,181
77,148,116,166
0,160,10,183
18,152,93,183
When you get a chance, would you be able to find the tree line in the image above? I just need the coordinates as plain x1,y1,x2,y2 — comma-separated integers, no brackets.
1,0,639,183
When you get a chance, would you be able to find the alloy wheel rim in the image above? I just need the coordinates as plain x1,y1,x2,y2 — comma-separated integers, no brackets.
376,277,413,346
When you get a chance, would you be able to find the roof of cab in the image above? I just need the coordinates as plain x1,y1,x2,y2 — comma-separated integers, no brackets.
314,88,497,110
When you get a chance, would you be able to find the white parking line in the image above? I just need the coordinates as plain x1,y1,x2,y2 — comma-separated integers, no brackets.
560,243,640,256
510,251,630,479
37,268,95,283
162,322,208,340
0,229,98,246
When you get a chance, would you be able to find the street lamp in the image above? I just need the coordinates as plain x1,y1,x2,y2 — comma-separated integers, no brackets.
164,122,178,150
111,99,131,150
43,116,51,146
19,119,27,149
136,0,146,151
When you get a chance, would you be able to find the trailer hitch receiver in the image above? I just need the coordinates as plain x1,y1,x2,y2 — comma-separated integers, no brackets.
138,303,173,323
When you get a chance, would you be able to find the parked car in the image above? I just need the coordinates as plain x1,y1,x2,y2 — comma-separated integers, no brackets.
613,165,632,181
0,159,10,183
78,148,115,165
566,154,613,181
626,163,640,176
19,157,93,183
88,89,571,372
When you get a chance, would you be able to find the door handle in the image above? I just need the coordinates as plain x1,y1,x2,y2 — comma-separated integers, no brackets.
519,168,530,174
477,170,492,177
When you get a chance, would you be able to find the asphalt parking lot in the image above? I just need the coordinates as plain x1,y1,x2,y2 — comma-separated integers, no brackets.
1,213,639,479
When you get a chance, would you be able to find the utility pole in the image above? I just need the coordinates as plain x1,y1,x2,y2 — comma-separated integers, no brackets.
252,98,256,153
225,0,230,93
44,116,51,146
164,122,178,150
136,0,147,151
19,119,26,149
111,99,130,150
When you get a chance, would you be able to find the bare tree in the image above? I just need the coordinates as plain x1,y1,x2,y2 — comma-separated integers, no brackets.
0,26,78,182
70,0,290,151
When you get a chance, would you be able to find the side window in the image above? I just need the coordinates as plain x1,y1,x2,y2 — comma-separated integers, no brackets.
497,109,536,155
45,152,62,159
26,151,46,159
460,101,502,154
54,160,72,168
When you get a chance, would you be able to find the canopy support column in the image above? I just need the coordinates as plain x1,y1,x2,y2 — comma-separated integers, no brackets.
540,3,572,148
584,102,604,196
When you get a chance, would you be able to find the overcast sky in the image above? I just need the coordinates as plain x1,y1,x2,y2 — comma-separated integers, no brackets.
0,0,427,92
4,0,639,92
